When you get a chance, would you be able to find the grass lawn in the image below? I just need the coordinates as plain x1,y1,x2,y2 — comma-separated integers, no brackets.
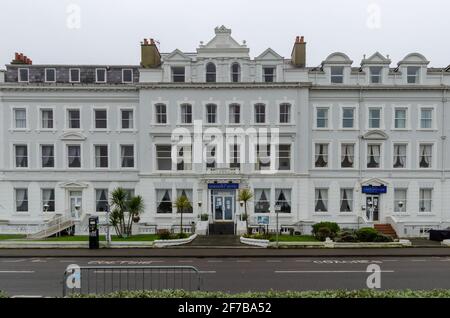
269,235,318,242
32,234,159,242
0,234,27,240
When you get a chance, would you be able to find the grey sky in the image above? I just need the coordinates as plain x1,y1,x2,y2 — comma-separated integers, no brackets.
0,0,449,68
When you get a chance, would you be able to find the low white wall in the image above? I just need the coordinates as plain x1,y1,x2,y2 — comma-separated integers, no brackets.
154,234,197,248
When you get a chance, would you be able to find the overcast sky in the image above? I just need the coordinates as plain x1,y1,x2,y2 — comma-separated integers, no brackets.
0,0,448,67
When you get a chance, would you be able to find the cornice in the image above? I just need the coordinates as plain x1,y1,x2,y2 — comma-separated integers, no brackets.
138,82,312,89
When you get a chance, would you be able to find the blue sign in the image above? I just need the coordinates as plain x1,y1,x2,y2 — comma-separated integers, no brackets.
257,216,270,225
362,185,387,194
208,183,239,190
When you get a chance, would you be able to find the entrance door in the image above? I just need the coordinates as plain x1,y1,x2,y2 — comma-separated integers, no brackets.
366,195,379,222
69,191,82,219
213,193,235,221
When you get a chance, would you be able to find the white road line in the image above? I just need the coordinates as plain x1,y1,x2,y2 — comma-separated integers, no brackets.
31,259,46,263
59,260,77,263
0,271,35,274
178,260,194,263
411,259,427,262
2,259,27,263
266,260,282,263
295,260,312,262
381,260,398,262
11,295,44,298
93,270,216,274
207,260,223,263
275,270,395,274
236,260,251,263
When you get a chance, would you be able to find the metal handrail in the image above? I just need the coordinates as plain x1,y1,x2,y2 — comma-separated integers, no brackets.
62,265,202,297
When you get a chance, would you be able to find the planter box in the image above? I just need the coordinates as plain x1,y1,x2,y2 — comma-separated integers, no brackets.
154,234,197,248
240,236,269,248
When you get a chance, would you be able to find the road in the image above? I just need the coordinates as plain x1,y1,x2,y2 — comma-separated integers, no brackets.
1,256,450,297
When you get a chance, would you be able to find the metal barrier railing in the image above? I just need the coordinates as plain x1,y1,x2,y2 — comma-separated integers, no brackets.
62,265,202,297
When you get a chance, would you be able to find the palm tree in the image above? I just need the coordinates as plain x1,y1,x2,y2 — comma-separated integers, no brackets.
175,195,192,236
238,188,253,234
109,187,144,238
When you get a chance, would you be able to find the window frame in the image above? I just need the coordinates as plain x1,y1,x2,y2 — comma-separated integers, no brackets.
263,66,276,83
44,68,56,83
119,144,136,169
171,66,186,83
417,142,434,169
330,66,344,84
367,106,383,130
392,106,409,130
340,105,357,130
339,142,356,169
366,142,383,169
69,68,81,83
15,188,29,213
179,103,193,125
339,188,354,213
12,107,28,130
418,106,435,130
419,188,433,213
205,62,216,83
119,108,135,130
407,66,420,84
254,103,267,124
95,68,107,83
14,144,29,169
18,68,29,83
93,144,109,169
392,142,409,169
41,188,56,213
314,188,329,213
205,103,218,124
231,62,241,82
40,144,56,169
66,144,82,169
122,69,133,84
279,103,292,124
313,142,330,169
314,106,331,130
393,188,408,213
66,108,82,130
155,144,172,171
227,103,241,125
277,144,292,171
369,66,383,84
39,108,54,130
93,108,108,130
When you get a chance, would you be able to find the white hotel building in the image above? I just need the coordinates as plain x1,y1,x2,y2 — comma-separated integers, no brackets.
0,26,449,237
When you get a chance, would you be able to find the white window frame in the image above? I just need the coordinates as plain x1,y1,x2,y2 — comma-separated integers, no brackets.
65,143,83,169
203,101,220,125
92,107,109,131
406,66,421,84
417,141,436,170
339,188,354,213
312,141,331,169
44,68,56,83
119,143,136,169
11,106,29,131
330,66,344,84
418,188,433,213
18,68,29,83
65,107,82,130
95,68,107,83
41,188,56,213
340,104,358,130
171,66,186,83
276,143,292,172
122,69,133,84
277,101,295,125
313,105,332,130
39,143,56,169
253,102,267,124
366,105,385,130
119,107,136,131
369,66,383,84
226,101,243,125
262,66,276,83
14,188,29,213
418,105,436,131
365,142,384,169
314,188,329,213
391,141,410,170
92,143,110,169
230,62,241,83
393,188,408,214
13,143,30,169
338,141,358,169
69,68,81,83
178,101,194,125
155,144,173,172
392,105,410,130
38,107,56,131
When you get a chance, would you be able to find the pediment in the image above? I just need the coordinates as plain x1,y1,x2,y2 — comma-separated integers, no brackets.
164,49,192,62
361,52,391,65
322,52,353,65
362,130,388,140
60,132,87,141
60,182,89,189
398,53,429,65
361,177,389,187
255,48,283,61
201,26,245,50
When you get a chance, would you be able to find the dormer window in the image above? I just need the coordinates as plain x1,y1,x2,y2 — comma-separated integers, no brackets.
407,66,420,84
231,63,241,82
122,69,133,83
263,67,275,82
45,68,56,82
18,68,29,83
69,69,80,83
96,68,107,83
172,67,185,82
330,66,344,83
206,63,216,82
370,66,382,84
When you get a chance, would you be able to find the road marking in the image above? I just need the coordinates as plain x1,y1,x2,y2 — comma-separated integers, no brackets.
411,259,427,262
59,260,77,263
178,260,194,263
207,260,223,263
313,260,383,264
275,270,395,274
236,260,251,263
381,259,398,262
0,271,35,274
93,270,216,274
31,259,46,263
295,260,311,263
2,259,27,263
11,295,44,298
266,260,282,263
440,259,450,262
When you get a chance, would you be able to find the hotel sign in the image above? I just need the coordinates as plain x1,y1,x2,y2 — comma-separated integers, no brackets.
208,183,239,190
362,185,387,194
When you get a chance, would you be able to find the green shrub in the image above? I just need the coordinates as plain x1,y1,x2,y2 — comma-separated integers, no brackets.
0,291,7,298
243,233,270,240
316,227,332,241
373,234,394,242
356,227,379,242
176,232,189,239
312,222,340,239
157,230,171,240
336,234,358,243
200,214,209,221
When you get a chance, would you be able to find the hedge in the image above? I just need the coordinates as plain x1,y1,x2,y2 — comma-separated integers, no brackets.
0,291,8,298
68,289,450,298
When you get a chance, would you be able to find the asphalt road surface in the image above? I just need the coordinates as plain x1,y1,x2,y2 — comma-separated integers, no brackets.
1,256,450,297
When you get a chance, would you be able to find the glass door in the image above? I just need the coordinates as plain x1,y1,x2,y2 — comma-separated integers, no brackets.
366,195,379,221
214,196,224,220
69,191,82,219
224,196,234,221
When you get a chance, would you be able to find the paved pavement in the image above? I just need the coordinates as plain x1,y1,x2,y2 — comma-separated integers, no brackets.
0,247,450,258
1,256,450,297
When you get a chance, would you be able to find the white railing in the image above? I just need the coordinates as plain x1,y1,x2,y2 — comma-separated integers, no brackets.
26,214,75,239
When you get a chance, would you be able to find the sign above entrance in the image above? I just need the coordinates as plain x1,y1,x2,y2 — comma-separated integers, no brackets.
362,185,387,194
208,183,239,190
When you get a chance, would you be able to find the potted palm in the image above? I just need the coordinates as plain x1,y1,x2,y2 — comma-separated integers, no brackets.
238,188,253,235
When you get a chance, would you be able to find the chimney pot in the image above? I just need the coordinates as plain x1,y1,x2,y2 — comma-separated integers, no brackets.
144,38,149,45
296,36,300,43
300,36,305,43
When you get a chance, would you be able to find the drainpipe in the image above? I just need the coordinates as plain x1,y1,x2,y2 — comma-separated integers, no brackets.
440,86,447,227
358,86,364,227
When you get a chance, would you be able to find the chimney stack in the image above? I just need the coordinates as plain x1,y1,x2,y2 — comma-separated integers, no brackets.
11,52,33,65
141,38,161,68
291,36,306,67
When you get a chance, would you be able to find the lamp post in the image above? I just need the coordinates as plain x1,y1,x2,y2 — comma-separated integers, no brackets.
275,204,281,248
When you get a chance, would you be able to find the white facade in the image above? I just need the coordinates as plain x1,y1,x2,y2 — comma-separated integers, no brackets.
0,26,449,237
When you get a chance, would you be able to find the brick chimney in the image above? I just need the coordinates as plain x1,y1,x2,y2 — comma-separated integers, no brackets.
11,52,33,65
141,38,161,68
291,36,306,67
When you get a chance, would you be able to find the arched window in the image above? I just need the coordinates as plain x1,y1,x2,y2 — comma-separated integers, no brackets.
206,62,216,82
231,63,240,82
